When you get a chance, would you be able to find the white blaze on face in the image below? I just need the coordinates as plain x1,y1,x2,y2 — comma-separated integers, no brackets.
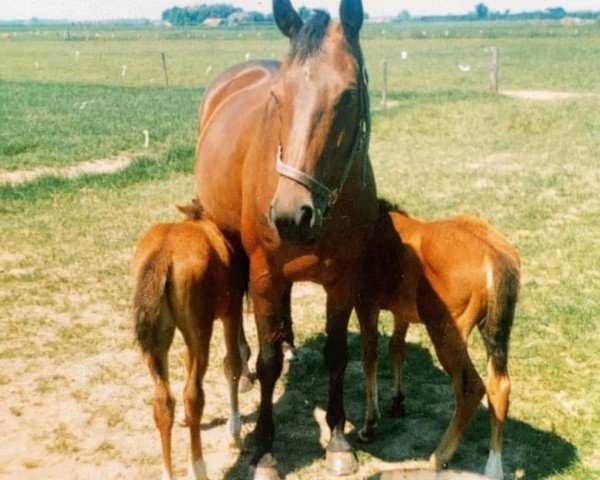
485,449,504,479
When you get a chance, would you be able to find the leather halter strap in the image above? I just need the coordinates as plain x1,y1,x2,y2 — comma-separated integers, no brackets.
275,65,370,212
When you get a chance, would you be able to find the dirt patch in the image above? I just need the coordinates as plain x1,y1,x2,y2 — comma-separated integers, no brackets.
500,90,596,101
373,100,401,111
0,155,134,186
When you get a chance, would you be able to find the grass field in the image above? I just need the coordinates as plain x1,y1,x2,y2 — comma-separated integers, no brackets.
0,19,599,480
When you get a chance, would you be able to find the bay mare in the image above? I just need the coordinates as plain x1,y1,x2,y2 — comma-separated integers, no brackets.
194,0,378,477
132,200,248,480
358,200,520,480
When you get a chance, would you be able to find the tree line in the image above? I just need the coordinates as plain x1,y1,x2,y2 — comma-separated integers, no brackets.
161,4,273,25
160,2,598,27
399,4,598,22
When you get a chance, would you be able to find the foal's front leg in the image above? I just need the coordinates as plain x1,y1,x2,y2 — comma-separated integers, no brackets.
323,281,358,476
389,317,409,417
355,297,381,443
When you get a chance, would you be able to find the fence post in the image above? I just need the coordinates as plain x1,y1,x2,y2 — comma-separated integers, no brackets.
161,52,169,88
490,47,499,93
381,60,388,109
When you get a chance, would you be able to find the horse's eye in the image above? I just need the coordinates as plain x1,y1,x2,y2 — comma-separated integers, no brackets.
339,89,357,109
270,89,281,106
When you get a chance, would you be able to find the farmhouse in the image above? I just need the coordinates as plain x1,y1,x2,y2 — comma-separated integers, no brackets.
227,11,254,25
202,17,224,28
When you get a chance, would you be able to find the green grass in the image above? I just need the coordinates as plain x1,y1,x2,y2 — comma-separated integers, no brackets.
0,20,599,480
0,80,202,170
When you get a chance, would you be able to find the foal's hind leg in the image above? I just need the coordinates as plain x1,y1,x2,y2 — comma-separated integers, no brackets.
423,312,485,470
280,285,296,372
183,320,213,480
223,305,244,447
389,317,409,417
237,319,253,393
484,357,511,479
144,318,176,480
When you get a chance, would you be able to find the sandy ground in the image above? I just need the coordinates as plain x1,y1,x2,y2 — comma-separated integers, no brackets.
0,155,134,185
499,90,596,101
0,276,440,480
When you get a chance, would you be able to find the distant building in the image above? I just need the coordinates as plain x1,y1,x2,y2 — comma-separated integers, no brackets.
202,18,224,28
227,11,252,25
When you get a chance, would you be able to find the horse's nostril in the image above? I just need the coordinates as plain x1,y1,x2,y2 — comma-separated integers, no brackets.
268,203,276,224
298,205,314,229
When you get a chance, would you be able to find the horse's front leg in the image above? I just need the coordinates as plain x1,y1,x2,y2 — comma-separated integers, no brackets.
249,266,289,480
323,280,358,476
355,296,381,443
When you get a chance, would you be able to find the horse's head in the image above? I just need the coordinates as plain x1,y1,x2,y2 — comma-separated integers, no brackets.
268,0,368,244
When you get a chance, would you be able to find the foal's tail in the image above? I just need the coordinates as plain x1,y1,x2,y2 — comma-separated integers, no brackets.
479,254,520,373
132,249,170,353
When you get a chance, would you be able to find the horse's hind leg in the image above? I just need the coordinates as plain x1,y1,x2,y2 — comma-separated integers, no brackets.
423,310,485,470
183,319,213,480
389,317,409,417
223,303,244,447
356,298,380,442
144,308,176,480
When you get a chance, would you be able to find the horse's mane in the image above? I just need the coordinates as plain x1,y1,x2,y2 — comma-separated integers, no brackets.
378,198,408,216
291,10,331,61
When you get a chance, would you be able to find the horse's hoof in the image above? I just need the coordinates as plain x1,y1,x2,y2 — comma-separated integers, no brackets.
326,450,358,476
239,375,253,393
357,426,375,443
428,453,449,471
390,395,407,418
484,451,504,480
282,342,295,362
250,454,280,480
177,413,189,428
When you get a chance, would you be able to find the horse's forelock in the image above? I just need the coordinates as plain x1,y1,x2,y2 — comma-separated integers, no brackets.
290,10,331,61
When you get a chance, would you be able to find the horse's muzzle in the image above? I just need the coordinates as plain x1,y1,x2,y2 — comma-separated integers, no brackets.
269,201,322,244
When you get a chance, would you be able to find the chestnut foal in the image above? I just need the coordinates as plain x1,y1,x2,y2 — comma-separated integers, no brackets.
359,200,520,480
132,200,247,480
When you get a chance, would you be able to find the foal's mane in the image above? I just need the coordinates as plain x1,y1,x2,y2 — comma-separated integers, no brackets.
290,10,331,61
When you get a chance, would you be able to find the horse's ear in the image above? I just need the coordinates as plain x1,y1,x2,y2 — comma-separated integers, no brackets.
339,0,364,39
273,0,303,39
176,200,203,220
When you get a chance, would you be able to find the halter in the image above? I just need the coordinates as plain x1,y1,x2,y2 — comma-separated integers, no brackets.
275,65,371,214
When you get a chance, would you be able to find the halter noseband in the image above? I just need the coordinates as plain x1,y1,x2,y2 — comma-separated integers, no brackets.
275,65,371,213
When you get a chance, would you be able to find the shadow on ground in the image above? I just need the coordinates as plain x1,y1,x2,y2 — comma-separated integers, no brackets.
220,332,577,479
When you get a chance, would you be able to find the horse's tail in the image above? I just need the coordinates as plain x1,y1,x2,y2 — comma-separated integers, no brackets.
132,248,170,353
479,254,520,373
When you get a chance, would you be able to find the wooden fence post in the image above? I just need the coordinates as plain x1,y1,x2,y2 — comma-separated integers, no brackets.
381,60,388,109
161,52,169,88
490,47,499,93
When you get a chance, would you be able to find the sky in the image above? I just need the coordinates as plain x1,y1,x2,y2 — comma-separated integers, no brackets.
0,0,598,21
